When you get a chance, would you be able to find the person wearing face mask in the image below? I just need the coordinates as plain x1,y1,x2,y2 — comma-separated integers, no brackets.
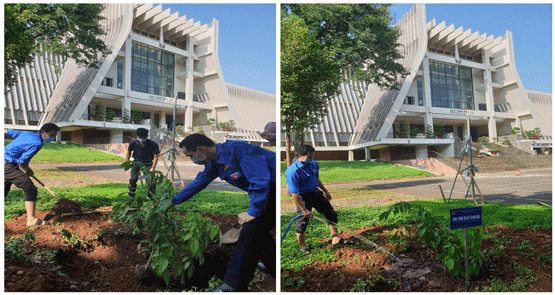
125,128,160,199
170,133,276,292
285,144,353,255
4,123,60,227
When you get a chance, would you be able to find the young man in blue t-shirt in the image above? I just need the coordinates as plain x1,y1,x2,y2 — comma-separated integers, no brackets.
285,145,352,255
4,123,60,227
125,128,160,199
170,133,276,292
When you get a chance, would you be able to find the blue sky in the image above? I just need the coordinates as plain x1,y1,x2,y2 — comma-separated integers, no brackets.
159,4,276,95
390,4,552,93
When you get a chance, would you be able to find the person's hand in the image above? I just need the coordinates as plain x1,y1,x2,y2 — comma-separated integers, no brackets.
238,212,256,225
301,208,313,218
149,167,155,172
323,192,332,201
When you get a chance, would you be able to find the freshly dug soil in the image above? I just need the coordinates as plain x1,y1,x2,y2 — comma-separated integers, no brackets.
5,208,275,292
282,224,551,292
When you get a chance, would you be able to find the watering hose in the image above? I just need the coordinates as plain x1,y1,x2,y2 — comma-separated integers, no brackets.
281,214,303,242
281,213,400,262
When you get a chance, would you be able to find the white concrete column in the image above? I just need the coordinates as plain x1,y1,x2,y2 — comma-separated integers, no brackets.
439,143,455,157
365,147,371,161
415,145,428,159
482,49,497,142
161,111,167,129
465,118,471,141
422,55,434,130
110,129,124,144
348,150,354,161
184,35,194,129
123,38,132,116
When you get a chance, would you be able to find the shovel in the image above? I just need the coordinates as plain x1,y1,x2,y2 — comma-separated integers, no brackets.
221,227,242,244
31,175,82,215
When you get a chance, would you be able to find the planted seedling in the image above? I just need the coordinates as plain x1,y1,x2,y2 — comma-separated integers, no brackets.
113,162,221,286
5,233,35,263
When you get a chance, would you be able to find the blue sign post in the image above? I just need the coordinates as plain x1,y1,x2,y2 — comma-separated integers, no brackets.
449,207,483,292
450,207,482,230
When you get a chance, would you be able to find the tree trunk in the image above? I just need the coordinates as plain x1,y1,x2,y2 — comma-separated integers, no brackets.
292,133,305,157
285,130,292,167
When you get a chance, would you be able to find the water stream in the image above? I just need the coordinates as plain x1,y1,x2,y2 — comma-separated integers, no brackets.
312,215,401,262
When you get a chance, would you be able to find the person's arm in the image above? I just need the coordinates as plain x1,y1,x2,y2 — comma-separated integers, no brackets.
317,178,332,201
150,153,158,171
286,166,312,218
20,163,34,177
238,151,272,219
172,165,218,205
18,143,41,166
126,141,133,162
6,129,21,139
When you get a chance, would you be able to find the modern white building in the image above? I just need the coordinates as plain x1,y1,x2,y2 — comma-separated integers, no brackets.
5,4,275,146
281,4,551,161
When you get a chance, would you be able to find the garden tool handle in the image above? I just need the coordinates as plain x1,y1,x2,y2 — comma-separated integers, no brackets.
31,175,61,201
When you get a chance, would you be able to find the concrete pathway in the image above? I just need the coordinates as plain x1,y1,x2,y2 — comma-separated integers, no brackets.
281,168,552,206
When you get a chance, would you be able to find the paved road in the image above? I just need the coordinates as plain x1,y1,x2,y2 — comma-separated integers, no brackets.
321,168,552,206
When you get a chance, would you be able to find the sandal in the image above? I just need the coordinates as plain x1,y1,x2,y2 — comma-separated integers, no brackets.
27,218,49,228
331,238,354,248
300,248,312,255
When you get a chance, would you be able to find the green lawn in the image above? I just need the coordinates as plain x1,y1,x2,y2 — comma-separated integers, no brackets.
4,140,123,163
5,183,250,220
281,160,434,186
280,199,552,271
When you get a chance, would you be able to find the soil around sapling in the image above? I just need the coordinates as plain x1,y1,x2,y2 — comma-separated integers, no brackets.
4,208,276,292
281,224,551,292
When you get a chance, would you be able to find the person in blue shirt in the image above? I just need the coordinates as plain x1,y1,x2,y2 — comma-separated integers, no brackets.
170,133,275,292
285,145,352,255
4,123,60,227
125,128,160,199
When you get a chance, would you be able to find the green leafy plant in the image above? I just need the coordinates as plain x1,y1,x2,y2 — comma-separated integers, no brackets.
113,161,221,286
434,124,445,138
122,108,130,123
480,278,509,292
398,121,409,138
502,137,511,146
92,103,105,120
5,232,35,263
480,136,488,143
534,127,542,138
379,202,486,278
511,127,521,135
410,126,419,137
206,118,216,127
425,124,434,139
106,109,116,121
131,109,143,123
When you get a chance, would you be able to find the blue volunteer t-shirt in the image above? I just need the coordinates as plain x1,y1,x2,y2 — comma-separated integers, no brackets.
4,130,44,164
285,159,319,195
172,141,276,218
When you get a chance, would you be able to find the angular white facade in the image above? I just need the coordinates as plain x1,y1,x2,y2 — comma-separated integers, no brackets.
282,4,551,160
5,4,275,145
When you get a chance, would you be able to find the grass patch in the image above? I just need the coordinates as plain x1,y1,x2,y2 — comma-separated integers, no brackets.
281,187,394,201
5,140,123,163
280,160,433,186
5,183,250,220
280,199,552,271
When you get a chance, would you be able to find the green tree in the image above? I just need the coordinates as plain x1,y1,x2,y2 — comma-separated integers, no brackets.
5,4,109,91
282,4,406,89
281,14,342,166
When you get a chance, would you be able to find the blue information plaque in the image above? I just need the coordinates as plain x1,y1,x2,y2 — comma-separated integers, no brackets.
450,207,482,230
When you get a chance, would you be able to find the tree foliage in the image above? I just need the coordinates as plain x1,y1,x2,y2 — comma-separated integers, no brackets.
283,4,406,89
5,4,109,90
281,13,342,165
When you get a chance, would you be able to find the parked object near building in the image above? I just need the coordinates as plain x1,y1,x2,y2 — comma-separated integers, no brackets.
280,4,551,161
5,4,275,147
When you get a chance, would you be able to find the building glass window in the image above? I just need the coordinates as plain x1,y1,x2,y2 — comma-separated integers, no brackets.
131,42,174,97
117,60,123,89
429,60,474,110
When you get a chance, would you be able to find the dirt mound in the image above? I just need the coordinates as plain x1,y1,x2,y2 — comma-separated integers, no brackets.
5,208,275,292
282,225,551,292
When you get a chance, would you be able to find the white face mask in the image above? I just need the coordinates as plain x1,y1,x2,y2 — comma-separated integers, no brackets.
191,149,209,165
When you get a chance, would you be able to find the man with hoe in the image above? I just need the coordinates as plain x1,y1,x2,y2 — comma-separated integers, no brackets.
169,133,276,292
125,127,160,199
4,123,60,227
285,144,352,255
